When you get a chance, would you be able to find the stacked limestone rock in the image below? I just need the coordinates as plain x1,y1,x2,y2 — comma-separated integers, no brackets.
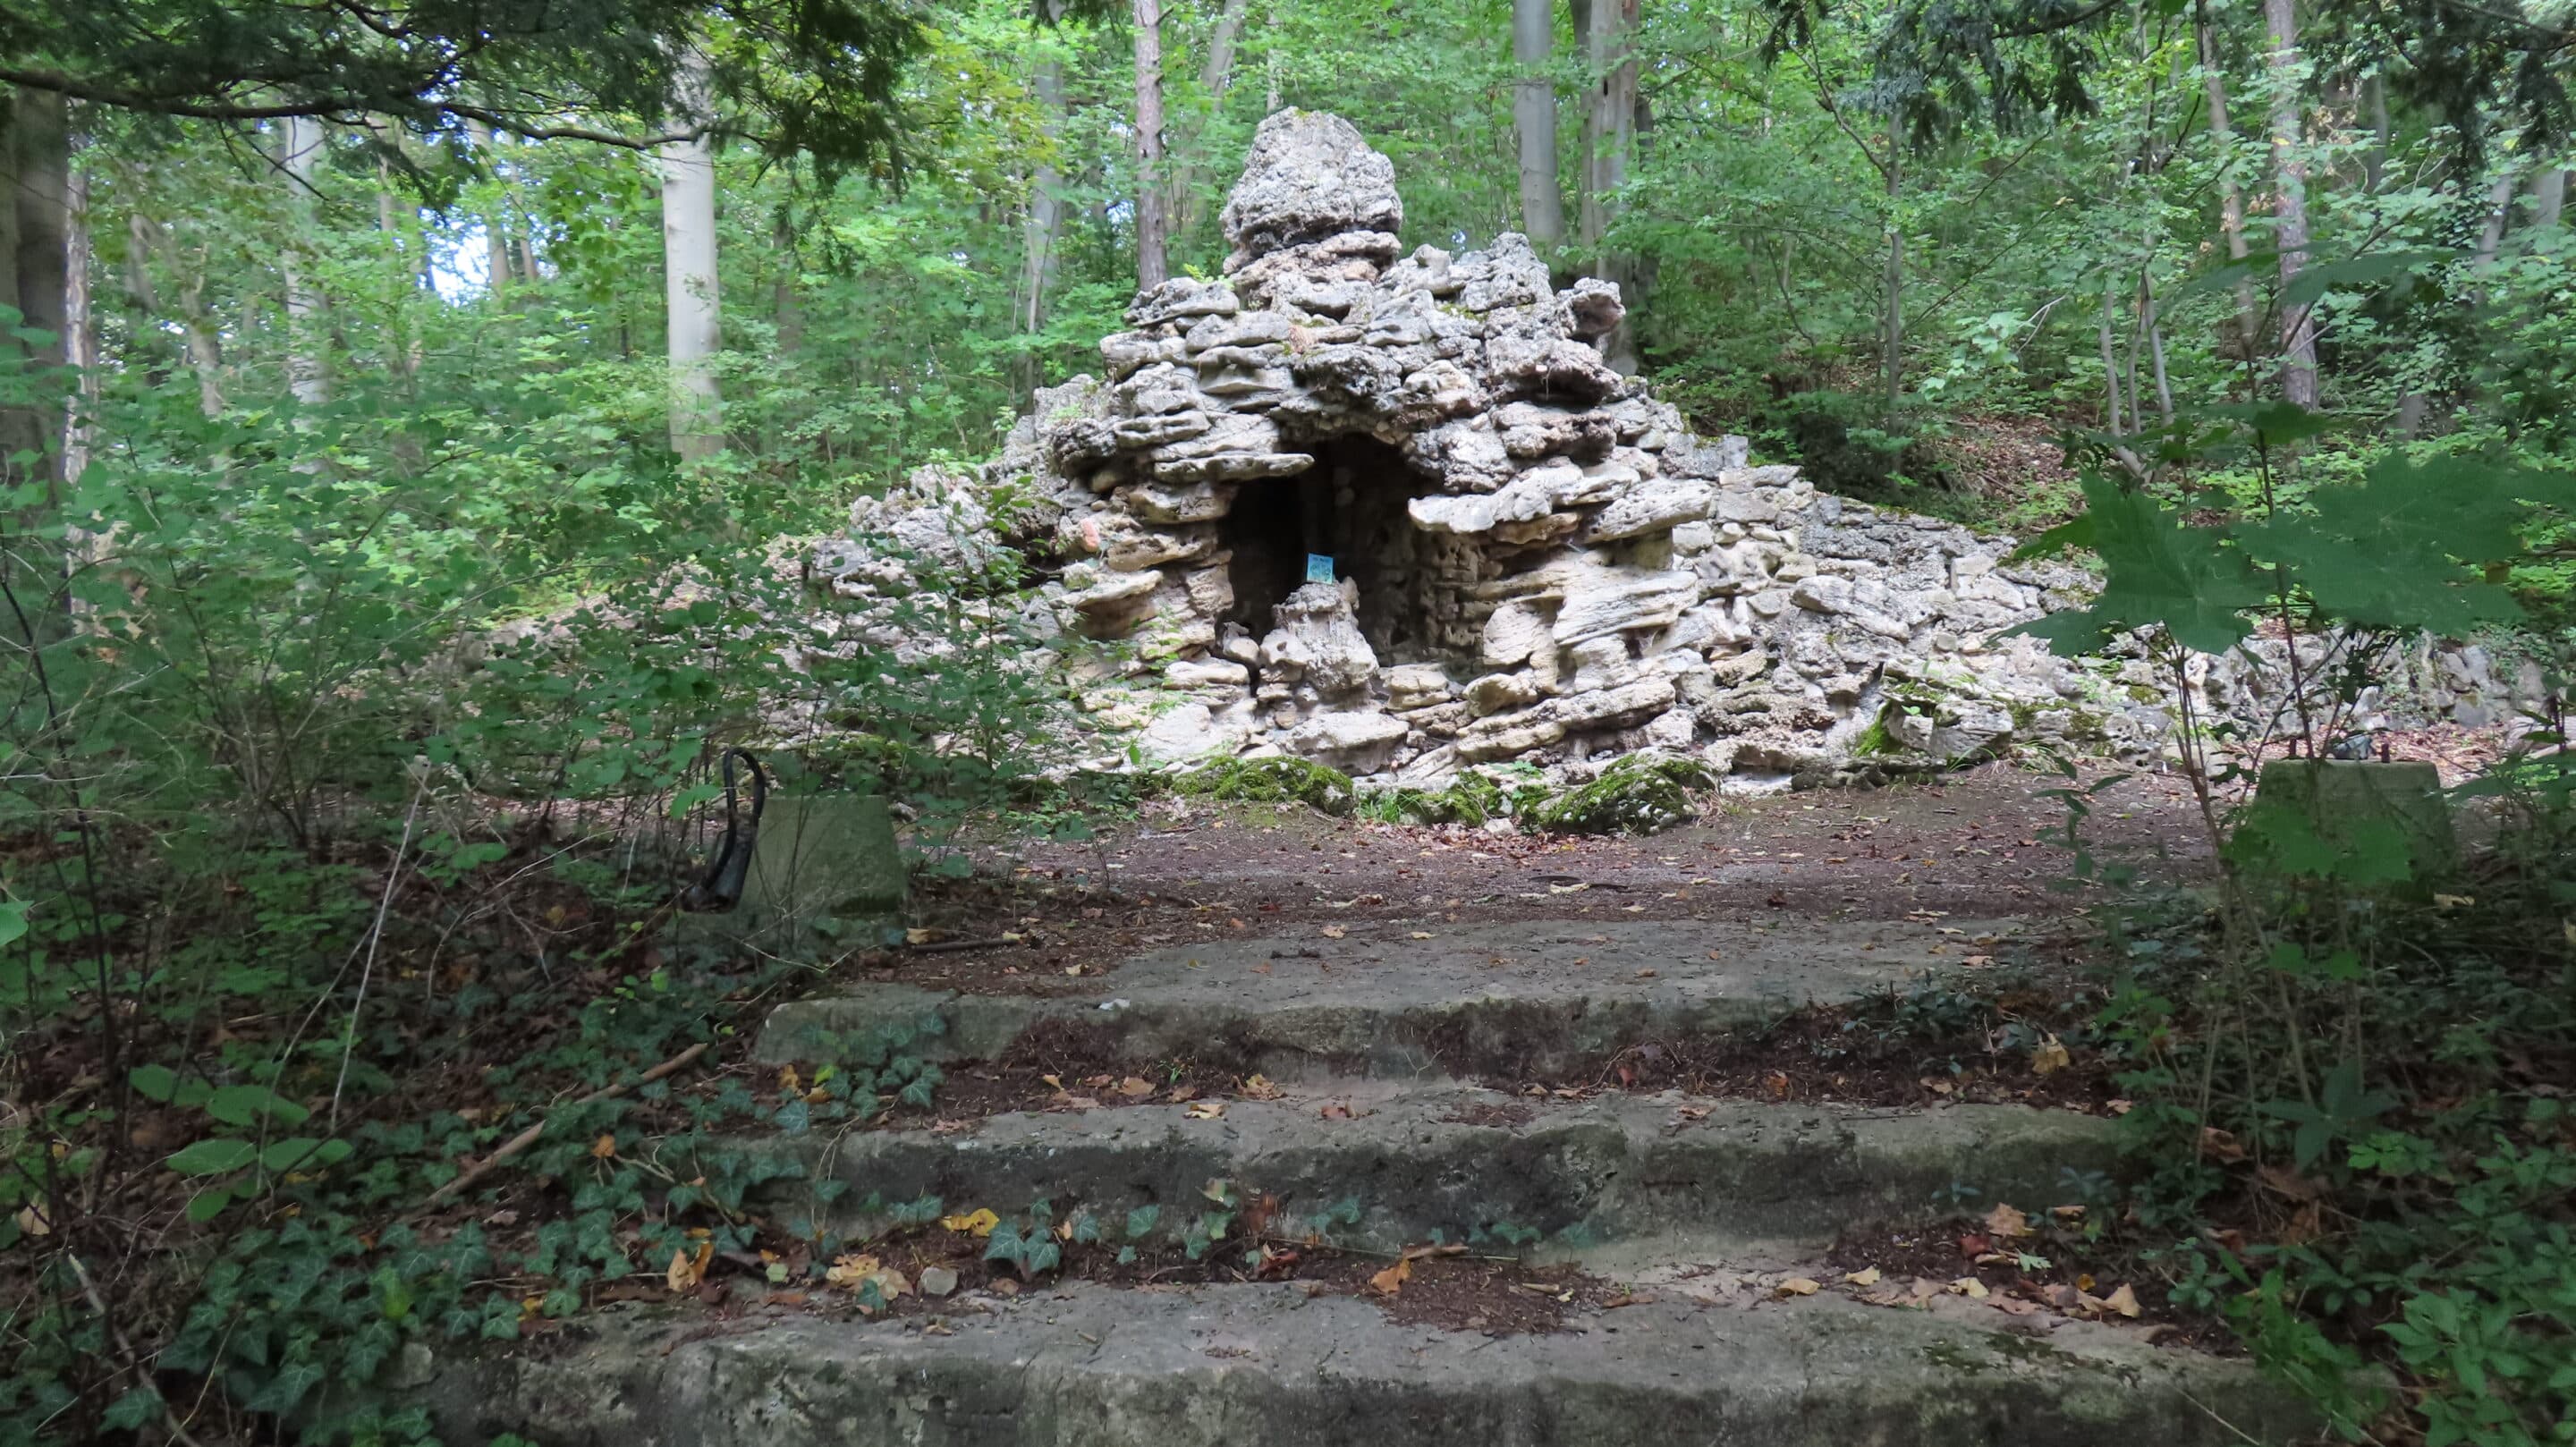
815,110,2179,785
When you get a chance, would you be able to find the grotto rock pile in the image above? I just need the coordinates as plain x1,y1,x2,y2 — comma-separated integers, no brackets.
809,110,2529,788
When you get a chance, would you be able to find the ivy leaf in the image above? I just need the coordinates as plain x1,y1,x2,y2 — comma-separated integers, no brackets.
167,1138,258,1176
2017,476,2264,656
204,1084,311,1129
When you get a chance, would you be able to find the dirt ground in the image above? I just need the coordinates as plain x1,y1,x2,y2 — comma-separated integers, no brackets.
878,760,2214,997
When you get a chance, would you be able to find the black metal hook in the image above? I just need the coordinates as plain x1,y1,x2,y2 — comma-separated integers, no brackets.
682,749,767,912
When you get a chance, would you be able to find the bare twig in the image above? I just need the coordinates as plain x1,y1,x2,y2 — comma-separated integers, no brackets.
418,1041,711,1210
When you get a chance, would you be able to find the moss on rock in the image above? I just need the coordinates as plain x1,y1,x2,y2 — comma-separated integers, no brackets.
1174,757,1357,815
1523,755,1717,836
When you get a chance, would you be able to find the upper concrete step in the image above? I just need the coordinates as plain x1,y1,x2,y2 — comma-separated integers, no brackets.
758,916,2021,1079
757,1082,2112,1263
426,1282,2314,1447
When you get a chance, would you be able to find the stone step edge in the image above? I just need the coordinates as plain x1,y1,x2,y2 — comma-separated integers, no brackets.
752,974,1951,1078
748,1087,2119,1261
413,1282,2317,1447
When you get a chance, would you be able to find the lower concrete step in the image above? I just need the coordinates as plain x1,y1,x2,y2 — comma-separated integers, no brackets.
421,1282,2313,1447
757,1085,2115,1260
757,916,2024,1079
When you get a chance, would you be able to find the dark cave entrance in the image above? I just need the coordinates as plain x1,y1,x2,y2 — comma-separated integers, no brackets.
1219,436,1445,660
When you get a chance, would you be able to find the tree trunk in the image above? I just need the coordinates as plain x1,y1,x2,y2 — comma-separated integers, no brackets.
1264,0,1282,114
2537,168,2568,230
281,114,329,406
1173,0,1251,245
659,48,724,461
465,118,513,295
1580,0,1640,372
2142,273,2175,424
2363,71,2389,193
1512,0,1567,256
2263,0,2318,408
64,158,91,492
2473,171,2518,266
2196,16,2260,357
774,215,806,357
1882,113,1902,412
1131,0,1170,292
1015,26,1068,401
2,88,69,512
2098,277,2127,433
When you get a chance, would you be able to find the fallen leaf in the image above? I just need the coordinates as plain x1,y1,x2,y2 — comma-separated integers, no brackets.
1775,1277,1821,1298
1116,1077,1156,1099
1984,1203,2032,1239
1369,1257,1412,1295
13,1200,50,1238
2103,1283,2141,1318
1408,931,1433,940
1844,1266,1881,1287
825,1253,882,1287
1320,925,1347,939
1962,954,1995,968
1319,1103,1353,1121
942,1208,1000,1238
2200,1127,2248,1163
1185,1100,1226,1120
2029,1037,2072,1075
1240,1074,1284,1101
904,927,946,945
2433,893,2474,911
776,1065,801,1094
1989,1295,2044,1316
1950,1277,1990,1299
590,1133,617,1159
667,1242,712,1292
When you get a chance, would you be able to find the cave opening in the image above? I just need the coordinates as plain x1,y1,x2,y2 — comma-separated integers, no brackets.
1218,435,1444,662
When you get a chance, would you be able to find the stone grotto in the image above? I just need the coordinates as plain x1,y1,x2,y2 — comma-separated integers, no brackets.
808,109,2539,791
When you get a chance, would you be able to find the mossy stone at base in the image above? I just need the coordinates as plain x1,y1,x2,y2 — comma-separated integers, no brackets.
2249,760,2457,875
736,794,908,941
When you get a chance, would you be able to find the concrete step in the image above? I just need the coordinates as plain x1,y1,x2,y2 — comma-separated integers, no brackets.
757,1083,2114,1262
758,916,2023,1079
426,1282,2314,1447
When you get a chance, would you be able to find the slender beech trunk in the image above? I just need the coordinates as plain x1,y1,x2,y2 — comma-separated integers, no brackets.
1882,113,1903,412
64,161,91,492
2537,169,2568,230
1172,0,1252,244
2196,15,2259,356
2,88,71,513
1131,0,1170,292
2364,72,2389,193
1512,0,1567,257
774,215,806,357
1016,21,1068,401
464,118,513,295
2099,277,2127,433
127,209,224,414
2143,274,2175,424
1264,0,1282,113
1580,0,1641,372
2473,171,2518,266
659,48,724,461
281,114,329,406
2263,0,2318,408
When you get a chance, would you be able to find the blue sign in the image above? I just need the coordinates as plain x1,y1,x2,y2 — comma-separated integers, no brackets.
1306,554,1336,584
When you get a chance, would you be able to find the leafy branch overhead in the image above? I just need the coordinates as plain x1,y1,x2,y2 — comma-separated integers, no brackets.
2020,455,2576,654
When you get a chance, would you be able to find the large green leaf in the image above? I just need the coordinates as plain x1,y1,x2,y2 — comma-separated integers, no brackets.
167,1138,258,1176
2016,476,2266,656
2233,455,2576,634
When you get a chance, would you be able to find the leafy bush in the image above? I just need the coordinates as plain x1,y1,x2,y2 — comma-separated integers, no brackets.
2028,410,2576,1445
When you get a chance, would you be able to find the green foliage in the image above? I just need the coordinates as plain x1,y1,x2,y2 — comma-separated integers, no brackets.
1352,773,1506,827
